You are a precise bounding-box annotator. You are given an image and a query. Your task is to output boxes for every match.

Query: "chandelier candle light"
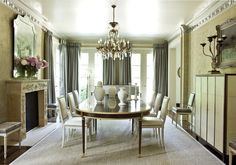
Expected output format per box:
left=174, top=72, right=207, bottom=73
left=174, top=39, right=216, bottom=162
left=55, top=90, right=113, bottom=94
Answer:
left=200, top=34, right=226, bottom=74
left=97, top=5, right=132, bottom=60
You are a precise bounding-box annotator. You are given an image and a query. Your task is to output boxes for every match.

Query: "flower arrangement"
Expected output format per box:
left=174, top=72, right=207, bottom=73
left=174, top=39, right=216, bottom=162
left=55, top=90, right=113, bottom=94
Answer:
left=14, top=56, right=48, bottom=78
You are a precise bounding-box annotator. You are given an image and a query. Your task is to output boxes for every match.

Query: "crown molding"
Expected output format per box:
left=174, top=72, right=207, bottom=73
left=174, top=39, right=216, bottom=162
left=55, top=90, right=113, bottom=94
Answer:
left=168, top=0, right=236, bottom=42
left=1, top=0, right=61, bottom=37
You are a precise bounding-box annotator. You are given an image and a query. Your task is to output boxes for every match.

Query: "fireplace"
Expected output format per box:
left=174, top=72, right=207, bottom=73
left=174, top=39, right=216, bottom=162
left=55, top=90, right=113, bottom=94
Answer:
left=6, top=79, right=48, bottom=139
left=26, top=91, right=39, bottom=132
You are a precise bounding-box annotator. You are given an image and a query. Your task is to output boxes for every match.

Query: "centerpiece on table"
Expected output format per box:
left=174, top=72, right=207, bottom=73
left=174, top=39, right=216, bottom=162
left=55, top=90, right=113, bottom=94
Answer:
left=14, top=56, right=48, bottom=79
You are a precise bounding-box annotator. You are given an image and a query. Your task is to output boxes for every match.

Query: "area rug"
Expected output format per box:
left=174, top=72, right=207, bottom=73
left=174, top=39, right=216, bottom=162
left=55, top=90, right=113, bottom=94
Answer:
left=11, top=118, right=224, bottom=165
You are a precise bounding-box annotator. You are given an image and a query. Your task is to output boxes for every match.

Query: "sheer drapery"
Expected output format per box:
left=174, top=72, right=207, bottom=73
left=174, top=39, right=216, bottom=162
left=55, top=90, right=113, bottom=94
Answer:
left=58, top=39, right=67, bottom=98
left=153, top=42, right=168, bottom=96
left=44, top=31, right=56, bottom=104
left=103, top=56, right=131, bottom=85
left=66, top=42, right=80, bottom=93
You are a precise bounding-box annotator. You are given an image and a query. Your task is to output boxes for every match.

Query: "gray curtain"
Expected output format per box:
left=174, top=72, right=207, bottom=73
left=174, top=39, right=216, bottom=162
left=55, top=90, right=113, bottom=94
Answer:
left=58, top=39, right=67, bottom=98
left=103, top=56, right=131, bottom=85
left=119, top=56, right=131, bottom=85
left=153, top=42, right=168, bottom=96
left=44, top=31, right=56, bottom=104
left=66, top=42, right=80, bottom=93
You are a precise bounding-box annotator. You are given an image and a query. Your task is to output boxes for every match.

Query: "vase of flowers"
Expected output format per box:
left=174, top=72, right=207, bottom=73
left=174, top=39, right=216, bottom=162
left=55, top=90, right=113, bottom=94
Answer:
left=14, top=56, right=48, bottom=79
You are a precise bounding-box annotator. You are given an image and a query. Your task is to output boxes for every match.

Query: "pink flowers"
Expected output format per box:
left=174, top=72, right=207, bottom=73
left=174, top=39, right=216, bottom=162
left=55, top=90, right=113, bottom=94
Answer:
left=14, top=56, right=48, bottom=77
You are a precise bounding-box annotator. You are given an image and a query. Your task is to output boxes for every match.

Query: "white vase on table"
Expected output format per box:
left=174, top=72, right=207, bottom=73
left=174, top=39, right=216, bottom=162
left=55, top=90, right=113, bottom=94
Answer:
left=94, top=81, right=105, bottom=104
left=118, top=87, right=128, bottom=106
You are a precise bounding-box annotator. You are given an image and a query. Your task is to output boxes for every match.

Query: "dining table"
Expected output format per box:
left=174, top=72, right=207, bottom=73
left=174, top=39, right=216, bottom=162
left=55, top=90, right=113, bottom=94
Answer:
left=76, top=96, right=151, bottom=157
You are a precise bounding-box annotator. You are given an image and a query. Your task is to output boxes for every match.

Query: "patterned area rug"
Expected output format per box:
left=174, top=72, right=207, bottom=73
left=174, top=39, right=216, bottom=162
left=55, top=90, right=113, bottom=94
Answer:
left=11, top=118, right=224, bottom=165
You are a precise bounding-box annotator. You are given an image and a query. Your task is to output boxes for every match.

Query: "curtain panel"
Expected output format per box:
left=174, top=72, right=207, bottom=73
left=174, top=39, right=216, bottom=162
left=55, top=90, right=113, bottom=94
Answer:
left=58, top=39, right=67, bottom=98
left=44, top=31, right=56, bottom=104
left=66, top=42, right=80, bottom=93
left=103, top=56, right=131, bottom=85
left=153, top=42, right=168, bottom=96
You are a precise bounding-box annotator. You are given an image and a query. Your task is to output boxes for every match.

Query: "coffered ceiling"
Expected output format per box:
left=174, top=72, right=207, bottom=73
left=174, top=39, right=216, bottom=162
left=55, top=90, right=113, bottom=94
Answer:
left=19, top=0, right=216, bottom=44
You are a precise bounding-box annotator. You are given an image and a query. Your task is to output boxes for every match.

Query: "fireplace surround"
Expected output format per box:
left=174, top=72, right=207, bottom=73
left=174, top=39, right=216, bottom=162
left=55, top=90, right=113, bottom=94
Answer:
left=6, top=79, right=48, bottom=139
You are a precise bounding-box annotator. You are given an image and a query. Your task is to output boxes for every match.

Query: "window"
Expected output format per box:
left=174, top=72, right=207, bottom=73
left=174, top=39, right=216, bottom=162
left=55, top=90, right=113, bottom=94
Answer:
left=94, top=53, right=103, bottom=84
left=146, top=53, right=154, bottom=101
left=131, top=53, right=141, bottom=86
left=79, top=53, right=89, bottom=101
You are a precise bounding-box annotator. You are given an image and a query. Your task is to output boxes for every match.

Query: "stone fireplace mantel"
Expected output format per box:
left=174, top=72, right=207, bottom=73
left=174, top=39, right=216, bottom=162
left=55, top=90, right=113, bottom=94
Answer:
left=6, top=79, right=48, bottom=139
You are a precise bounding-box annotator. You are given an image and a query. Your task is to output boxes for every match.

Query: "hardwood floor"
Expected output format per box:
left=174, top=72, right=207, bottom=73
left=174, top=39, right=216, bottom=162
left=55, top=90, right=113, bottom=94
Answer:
left=0, top=146, right=30, bottom=165
left=0, top=146, right=31, bottom=165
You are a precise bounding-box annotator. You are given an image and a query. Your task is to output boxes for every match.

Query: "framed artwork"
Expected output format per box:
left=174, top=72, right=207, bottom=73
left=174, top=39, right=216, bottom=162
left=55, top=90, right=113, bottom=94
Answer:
left=216, top=17, right=236, bottom=68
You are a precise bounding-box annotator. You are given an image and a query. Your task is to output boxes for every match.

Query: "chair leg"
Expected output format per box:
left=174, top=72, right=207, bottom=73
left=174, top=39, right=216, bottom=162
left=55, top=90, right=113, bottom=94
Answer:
left=18, top=129, right=21, bottom=149
left=4, top=136, right=7, bottom=159
left=161, top=127, right=165, bottom=147
left=229, top=148, right=233, bottom=165
left=175, top=114, right=178, bottom=127
left=158, top=128, right=161, bottom=146
left=62, top=127, right=65, bottom=148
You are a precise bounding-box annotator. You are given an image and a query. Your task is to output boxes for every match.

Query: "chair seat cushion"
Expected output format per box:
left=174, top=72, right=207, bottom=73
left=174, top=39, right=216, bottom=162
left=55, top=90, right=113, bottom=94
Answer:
left=0, top=122, right=21, bottom=134
left=229, top=141, right=236, bottom=150
left=172, top=107, right=192, bottom=113
left=142, top=117, right=163, bottom=126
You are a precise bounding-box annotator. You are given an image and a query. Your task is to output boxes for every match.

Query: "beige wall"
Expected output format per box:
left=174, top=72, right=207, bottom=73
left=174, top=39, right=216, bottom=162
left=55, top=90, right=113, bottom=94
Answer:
left=0, top=3, right=45, bottom=123
left=188, top=5, right=236, bottom=93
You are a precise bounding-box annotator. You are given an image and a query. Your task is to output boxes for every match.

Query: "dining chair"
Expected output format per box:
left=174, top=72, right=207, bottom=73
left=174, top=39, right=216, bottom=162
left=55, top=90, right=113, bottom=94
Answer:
left=68, top=92, right=80, bottom=117
left=148, top=93, right=162, bottom=117
left=57, top=96, right=91, bottom=147
left=148, top=91, right=156, bottom=107
left=142, top=96, right=170, bottom=147
left=72, top=90, right=80, bottom=108
left=171, top=93, right=195, bottom=129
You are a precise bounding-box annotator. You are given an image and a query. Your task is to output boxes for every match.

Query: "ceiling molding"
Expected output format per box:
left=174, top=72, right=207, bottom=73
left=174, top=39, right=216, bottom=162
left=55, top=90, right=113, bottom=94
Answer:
left=168, top=1, right=236, bottom=42
left=1, top=0, right=62, bottom=37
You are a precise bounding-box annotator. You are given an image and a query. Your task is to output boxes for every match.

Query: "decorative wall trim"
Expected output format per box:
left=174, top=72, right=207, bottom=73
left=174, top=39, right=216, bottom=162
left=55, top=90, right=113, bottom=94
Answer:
left=168, top=1, right=236, bottom=41
left=0, top=0, right=60, bottom=34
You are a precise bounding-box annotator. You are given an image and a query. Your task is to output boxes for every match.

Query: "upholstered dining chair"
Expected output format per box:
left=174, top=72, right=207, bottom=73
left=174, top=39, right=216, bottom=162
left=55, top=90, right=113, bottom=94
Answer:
left=148, top=91, right=156, bottom=108
left=171, top=93, right=195, bottom=129
left=57, top=96, right=92, bottom=147
left=148, top=93, right=162, bottom=117
left=72, top=90, right=80, bottom=108
left=142, top=96, right=170, bottom=147
left=68, top=92, right=80, bottom=117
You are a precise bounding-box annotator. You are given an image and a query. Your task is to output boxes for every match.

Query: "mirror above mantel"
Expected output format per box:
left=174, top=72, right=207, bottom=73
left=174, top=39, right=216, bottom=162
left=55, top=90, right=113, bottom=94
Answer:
left=13, top=15, right=36, bottom=78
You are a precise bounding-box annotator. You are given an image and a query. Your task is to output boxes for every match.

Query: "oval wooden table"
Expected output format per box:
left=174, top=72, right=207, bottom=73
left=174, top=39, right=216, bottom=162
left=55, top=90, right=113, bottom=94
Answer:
left=76, top=96, right=151, bottom=157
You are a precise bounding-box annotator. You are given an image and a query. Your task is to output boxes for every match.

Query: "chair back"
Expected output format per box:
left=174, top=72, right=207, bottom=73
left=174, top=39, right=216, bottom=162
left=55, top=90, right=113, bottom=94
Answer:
left=148, top=91, right=156, bottom=108
left=187, top=93, right=195, bottom=108
left=57, top=96, right=69, bottom=123
left=153, top=93, right=162, bottom=113
left=73, top=90, right=80, bottom=107
left=68, top=92, right=76, bottom=114
left=159, top=96, right=170, bottom=123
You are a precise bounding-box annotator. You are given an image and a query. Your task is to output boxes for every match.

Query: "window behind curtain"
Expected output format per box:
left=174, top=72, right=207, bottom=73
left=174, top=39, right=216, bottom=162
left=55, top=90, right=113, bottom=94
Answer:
left=94, top=53, right=103, bottom=84
left=131, top=53, right=141, bottom=86
left=146, top=53, right=154, bottom=101
left=79, top=53, right=89, bottom=101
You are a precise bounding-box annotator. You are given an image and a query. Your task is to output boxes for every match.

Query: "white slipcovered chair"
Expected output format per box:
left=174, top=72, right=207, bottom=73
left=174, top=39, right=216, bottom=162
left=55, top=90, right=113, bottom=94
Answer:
left=171, top=93, right=195, bottom=129
left=68, top=92, right=80, bottom=117
left=57, top=96, right=92, bottom=147
left=148, top=93, right=162, bottom=117
left=142, top=96, right=170, bottom=147
left=72, top=90, right=80, bottom=108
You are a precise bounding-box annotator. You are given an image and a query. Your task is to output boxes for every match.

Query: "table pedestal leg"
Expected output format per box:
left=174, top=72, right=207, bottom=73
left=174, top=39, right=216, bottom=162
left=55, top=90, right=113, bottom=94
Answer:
left=132, top=119, right=134, bottom=134
left=139, top=117, right=142, bottom=157
left=82, top=117, right=86, bottom=157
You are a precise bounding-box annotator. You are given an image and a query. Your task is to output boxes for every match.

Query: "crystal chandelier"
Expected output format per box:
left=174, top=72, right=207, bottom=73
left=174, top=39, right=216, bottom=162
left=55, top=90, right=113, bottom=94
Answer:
left=97, top=5, right=132, bottom=60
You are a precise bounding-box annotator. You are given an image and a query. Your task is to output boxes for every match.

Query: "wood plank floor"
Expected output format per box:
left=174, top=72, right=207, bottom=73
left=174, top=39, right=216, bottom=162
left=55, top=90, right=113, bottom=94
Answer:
left=0, top=146, right=30, bottom=165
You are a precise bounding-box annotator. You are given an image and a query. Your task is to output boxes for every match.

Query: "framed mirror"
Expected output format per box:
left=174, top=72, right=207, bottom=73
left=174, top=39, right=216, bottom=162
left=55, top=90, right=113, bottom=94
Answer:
left=13, top=15, right=36, bottom=77
left=216, top=17, right=236, bottom=68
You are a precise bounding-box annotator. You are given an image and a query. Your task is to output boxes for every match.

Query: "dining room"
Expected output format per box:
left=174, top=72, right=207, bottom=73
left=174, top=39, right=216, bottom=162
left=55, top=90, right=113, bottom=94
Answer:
left=1, top=0, right=236, bottom=164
